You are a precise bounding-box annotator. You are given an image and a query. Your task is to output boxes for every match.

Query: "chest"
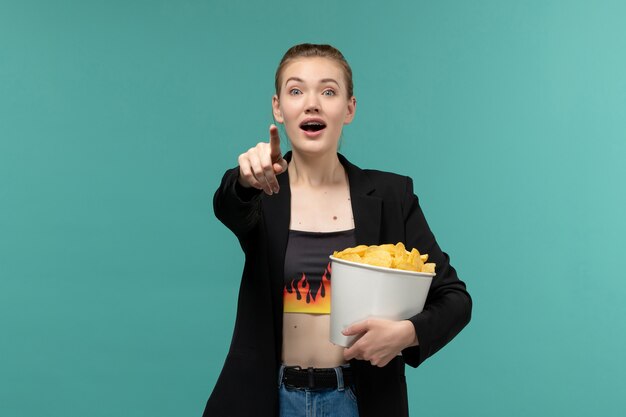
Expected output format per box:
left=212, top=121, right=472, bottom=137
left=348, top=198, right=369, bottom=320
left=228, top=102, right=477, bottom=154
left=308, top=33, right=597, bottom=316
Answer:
left=289, top=186, right=354, bottom=232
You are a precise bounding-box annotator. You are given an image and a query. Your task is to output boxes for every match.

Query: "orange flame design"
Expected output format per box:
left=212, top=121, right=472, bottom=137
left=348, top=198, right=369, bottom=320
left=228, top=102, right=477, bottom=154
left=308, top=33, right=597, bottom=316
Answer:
left=283, top=263, right=332, bottom=314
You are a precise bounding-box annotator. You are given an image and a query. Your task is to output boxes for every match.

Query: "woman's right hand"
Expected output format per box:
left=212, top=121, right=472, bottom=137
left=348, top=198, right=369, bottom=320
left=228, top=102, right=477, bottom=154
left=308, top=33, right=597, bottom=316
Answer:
left=237, top=124, right=289, bottom=195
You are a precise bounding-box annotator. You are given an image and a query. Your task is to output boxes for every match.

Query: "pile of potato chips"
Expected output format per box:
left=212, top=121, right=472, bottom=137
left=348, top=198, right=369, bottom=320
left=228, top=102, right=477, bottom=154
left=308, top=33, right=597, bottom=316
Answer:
left=333, top=242, right=435, bottom=273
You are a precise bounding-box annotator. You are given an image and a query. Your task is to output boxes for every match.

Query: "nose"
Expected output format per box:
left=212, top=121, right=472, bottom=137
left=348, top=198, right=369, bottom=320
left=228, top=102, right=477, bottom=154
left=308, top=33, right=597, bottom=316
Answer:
left=304, top=96, right=320, bottom=113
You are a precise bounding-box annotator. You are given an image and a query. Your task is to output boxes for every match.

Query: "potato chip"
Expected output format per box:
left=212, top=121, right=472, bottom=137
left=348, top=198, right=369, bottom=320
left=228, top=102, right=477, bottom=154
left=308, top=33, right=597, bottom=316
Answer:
left=396, top=262, right=420, bottom=272
left=373, top=244, right=396, bottom=253
left=339, top=245, right=369, bottom=256
left=333, top=242, right=435, bottom=274
left=338, top=253, right=362, bottom=263
left=363, top=250, right=393, bottom=268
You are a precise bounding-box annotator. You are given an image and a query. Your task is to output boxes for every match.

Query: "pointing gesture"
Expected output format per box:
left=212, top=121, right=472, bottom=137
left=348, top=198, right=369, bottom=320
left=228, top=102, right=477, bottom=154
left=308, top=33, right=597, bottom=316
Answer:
left=269, top=124, right=285, bottom=170
left=238, top=124, right=289, bottom=195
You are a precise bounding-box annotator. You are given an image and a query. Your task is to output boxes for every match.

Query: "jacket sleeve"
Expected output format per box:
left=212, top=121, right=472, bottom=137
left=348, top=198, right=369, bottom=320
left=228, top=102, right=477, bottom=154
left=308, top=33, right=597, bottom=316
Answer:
left=400, top=176, right=472, bottom=367
left=213, top=166, right=264, bottom=243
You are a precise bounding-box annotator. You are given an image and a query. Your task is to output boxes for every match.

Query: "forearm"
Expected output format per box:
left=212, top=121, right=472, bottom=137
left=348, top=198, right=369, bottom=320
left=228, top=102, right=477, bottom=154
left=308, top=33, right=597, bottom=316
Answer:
left=401, top=177, right=473, bottom=366
left=213, top=167, right=263, bottom=238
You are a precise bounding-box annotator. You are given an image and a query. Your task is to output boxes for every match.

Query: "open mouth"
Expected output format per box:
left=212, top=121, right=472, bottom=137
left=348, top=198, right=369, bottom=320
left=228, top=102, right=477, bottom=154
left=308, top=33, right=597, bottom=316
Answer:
left=299, top=120, right=327, bottom=133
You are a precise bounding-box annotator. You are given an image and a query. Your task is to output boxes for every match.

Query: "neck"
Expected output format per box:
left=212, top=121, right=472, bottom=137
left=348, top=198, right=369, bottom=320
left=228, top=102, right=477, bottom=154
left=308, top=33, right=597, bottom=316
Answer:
left=288, top=150, right=344, bottom=187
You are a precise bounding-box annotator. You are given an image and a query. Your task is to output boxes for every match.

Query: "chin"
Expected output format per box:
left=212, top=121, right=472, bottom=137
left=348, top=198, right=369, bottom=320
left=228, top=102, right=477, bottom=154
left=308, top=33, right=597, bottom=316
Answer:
left=285, top=126, right=341, bottom=155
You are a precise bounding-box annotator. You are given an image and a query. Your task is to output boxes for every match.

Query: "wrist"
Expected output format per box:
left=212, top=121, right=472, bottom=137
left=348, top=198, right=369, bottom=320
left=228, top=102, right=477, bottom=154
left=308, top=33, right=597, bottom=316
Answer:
left=237, top=173, right=252, bottom=188
left=402, top=320, right=419, bottom=347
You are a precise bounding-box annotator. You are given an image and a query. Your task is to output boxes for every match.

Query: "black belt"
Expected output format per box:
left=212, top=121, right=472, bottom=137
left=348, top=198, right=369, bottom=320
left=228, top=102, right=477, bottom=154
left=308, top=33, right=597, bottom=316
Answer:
left=282, top=366, right=354, bottom=389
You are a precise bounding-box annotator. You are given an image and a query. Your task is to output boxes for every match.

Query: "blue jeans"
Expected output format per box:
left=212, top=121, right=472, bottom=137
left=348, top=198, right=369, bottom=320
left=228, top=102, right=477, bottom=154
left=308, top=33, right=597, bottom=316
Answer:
left=278, top=365, right=359, bottom=417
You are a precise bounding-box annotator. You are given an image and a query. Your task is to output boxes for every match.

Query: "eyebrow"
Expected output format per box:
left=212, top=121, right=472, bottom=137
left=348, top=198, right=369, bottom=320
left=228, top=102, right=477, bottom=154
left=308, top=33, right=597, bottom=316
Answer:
left=284, top=77, right=341, bottom=88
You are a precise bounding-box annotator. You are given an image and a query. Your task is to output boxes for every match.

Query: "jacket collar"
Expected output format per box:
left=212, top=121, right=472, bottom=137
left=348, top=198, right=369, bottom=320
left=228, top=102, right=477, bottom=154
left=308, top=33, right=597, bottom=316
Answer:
left=337, top=153, right=382, bottom=246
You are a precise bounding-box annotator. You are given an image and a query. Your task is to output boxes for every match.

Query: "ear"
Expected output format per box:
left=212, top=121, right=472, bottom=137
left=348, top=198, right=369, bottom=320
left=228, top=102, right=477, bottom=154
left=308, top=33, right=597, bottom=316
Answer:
left=272, top=95, right=284, bottom=124
left=343, top=96, right=356, bottom=125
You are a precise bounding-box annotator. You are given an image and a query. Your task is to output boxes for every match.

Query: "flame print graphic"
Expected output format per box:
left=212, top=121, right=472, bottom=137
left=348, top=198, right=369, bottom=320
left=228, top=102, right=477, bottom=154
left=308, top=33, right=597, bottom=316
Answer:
left=283, top=263, right=332, bottom=314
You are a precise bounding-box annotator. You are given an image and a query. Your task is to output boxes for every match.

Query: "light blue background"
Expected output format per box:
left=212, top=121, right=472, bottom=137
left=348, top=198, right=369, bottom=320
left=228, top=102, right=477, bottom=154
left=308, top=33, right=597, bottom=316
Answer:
left=1, top=1, right=625, bottom=416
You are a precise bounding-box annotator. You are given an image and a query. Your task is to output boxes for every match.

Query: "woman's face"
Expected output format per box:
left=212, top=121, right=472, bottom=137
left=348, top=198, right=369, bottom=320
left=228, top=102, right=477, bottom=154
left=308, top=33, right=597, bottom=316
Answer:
left=273, top=57, right=356, bottom=156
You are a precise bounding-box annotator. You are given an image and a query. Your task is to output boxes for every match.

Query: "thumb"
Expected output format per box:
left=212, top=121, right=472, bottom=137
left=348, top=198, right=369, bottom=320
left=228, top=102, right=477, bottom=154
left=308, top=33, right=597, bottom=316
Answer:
left=273, top=159, right=288, bottom=175
left=342, top=320, right=369, bottom=336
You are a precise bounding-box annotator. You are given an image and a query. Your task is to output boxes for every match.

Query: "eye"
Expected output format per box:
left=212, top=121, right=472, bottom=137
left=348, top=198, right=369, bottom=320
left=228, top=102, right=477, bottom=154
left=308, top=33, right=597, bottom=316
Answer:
left=322, top=89, right=336, bottom=96
left=289, top=88, right=302, bottom=95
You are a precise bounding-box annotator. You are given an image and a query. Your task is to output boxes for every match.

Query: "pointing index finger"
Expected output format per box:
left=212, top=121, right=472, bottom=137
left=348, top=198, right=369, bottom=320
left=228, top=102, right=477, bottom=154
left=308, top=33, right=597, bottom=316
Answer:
left=269, top=124, right=282, bottom=161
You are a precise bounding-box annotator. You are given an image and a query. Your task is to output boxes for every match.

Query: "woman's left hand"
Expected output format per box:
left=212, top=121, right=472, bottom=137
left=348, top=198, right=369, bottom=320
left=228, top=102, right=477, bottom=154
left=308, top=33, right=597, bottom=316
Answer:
left=342, top=319, right=418, bottom=367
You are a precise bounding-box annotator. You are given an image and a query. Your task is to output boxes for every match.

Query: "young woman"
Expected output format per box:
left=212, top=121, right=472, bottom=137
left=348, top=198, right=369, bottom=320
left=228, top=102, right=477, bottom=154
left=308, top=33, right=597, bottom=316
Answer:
left=203, top=44, right=472, bottom=417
